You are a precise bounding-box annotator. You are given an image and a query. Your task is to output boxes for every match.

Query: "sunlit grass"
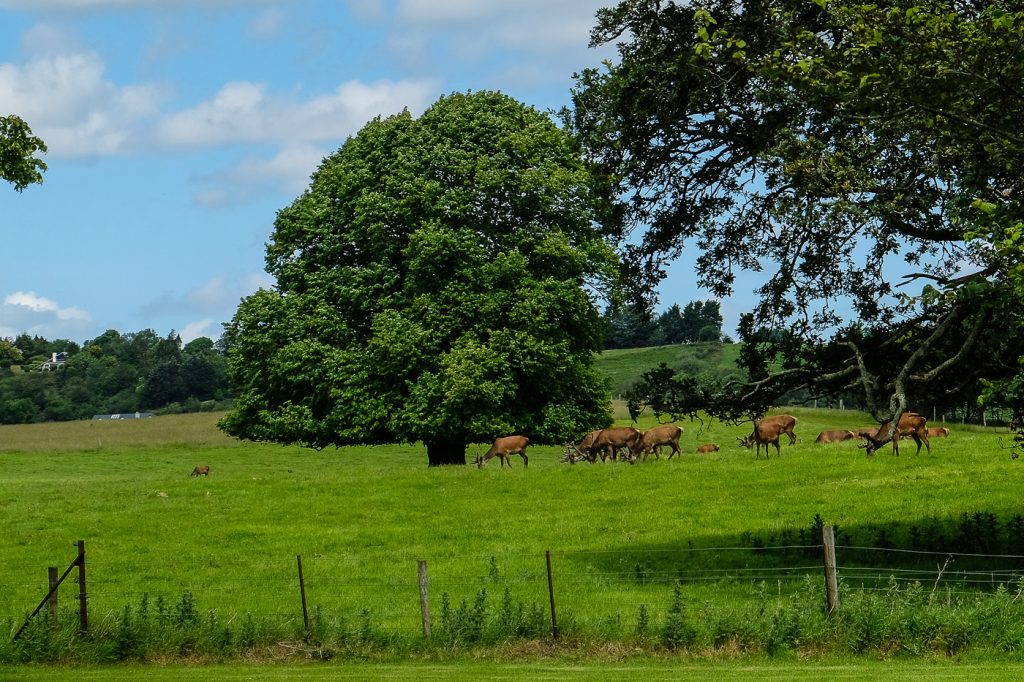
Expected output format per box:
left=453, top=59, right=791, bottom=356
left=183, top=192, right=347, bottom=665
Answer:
left=0, top=408, right=1016, bottom=644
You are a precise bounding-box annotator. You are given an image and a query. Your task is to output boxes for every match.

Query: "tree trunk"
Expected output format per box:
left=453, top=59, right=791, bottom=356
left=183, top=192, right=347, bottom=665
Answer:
left=426, top=439, right=467, bottom=467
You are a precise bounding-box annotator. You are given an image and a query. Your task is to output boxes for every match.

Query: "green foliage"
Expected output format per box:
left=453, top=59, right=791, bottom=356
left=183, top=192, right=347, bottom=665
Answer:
left=221, top=91, right=617, bottom=464
left=569, top=0, right=1024, bottom=437
left=0, top=330, right=230, bottom=424
left=0, top=114, right=46, bottom=191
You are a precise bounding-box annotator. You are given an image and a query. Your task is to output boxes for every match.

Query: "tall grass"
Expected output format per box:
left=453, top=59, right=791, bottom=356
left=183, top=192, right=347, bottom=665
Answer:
left=1, top=408, right=1021, bottom=662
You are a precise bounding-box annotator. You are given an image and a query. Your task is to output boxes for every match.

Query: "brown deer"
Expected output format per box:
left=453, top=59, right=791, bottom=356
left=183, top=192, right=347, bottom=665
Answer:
left=814, top=429, right=856, bottom=444
left=637, top=424, right=683, bottom=460
left=860, top=412, right=931, bottom=456
left=738, top=415, right=799, bottom=459
left=927, top=426, right=950, bottom=438
left=696, top=443, right=720, bottom=454
left=562, top=429, right=602, bottom=463
left=190, top=465, right=210, bottom=477
left=741, top=413, right=794, bottom=456
left=475, top=435, right=530, bottom=468
left=591, top=427, right=642, bottom=463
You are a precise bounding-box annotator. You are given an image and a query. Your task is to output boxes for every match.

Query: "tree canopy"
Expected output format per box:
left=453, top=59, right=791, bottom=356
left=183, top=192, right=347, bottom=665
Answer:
left=0, top=115, right=47, bottom=191
left=220, top=91, right=618, bottom=465
left=569, top=0, right=1024, bottom=439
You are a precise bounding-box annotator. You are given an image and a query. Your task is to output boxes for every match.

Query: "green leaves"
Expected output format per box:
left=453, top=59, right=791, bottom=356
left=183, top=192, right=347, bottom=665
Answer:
left=0, top=115, right=47, bottom=192
left=223, top=92, right=615, bottom=459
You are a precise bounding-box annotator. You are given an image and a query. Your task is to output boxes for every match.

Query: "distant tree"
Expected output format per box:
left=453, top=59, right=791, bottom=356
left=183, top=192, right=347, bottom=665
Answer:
left=0, top=339, right=22, bottom=369
left=220, top=91, right=617, bottom=466
left=604, top=302, right=660, bottom=349
left=656, top=304, right=688, bottom=344
left=0, top=115, right=46, bottom=191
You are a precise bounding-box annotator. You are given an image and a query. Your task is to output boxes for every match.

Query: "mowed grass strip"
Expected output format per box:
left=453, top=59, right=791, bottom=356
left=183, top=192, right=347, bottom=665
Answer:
left=0, top=409, right=1015, bottom=635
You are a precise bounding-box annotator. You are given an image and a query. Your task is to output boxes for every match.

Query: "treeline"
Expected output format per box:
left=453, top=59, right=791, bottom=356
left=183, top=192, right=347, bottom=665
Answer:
left=603, top=300, right=726, bottom=350
left=0, top=330, right=231, bottom=425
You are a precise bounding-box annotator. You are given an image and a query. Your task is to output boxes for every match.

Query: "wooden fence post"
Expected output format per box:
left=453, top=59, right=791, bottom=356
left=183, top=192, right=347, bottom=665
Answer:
left=418, top=560, right=431, bottom=639
left=75, top=540, right=88, bottom=633
left=48, top=567, right=58, bottom=626
left=297, top=555, right=309, bottom=632
left=546, top=550, right=558, bottom=639
left=822, top=525, right=840, bottom=615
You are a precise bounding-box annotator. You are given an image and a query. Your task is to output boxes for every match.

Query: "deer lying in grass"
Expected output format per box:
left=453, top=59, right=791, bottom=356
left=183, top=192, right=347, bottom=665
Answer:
left=696, top=443, right=720, bottom=454
left=475, top=436, right=529, bottom=468
left=815, top=429, right=857, bottom=444
left=190, top=465, right=210, bottom=476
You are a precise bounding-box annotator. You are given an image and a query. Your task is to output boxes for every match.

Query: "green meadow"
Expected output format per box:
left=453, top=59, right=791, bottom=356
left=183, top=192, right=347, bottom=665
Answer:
left=3, top=403, right=1023, bottom=670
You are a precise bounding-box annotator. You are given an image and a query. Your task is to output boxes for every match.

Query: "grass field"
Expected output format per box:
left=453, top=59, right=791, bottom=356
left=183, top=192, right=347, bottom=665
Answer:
left=595, top=343, right=743, bottom=397
left=2, top=407, right=1023, bottom=673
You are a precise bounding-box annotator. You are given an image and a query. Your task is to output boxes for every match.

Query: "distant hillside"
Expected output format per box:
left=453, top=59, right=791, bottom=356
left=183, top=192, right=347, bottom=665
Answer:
left=595, top=342, right=744, bottom=397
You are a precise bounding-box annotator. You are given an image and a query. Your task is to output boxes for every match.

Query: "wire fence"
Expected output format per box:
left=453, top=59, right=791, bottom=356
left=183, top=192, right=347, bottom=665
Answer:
left=7, top=537, right=1024, bottom=639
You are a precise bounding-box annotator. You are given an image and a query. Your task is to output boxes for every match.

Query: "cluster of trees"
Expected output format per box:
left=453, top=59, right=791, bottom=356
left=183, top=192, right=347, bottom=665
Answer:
left=603, top=300, right=726, bottom=349
left=7, top=1, right=1024, bottom=460
left=569, top=0, right=1024, bottom=444
left=0, top=331, right=230, bottom=424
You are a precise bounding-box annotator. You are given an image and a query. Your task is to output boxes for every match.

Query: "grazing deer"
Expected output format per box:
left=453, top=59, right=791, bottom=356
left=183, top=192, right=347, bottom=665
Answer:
left=738, top=415, right=799, bottom=459
left=475, top=435, right=530, bottom=468
left=190, top=465, right=210, bottom=477
left=591, top=427, right=642, bottom=463
left=859, top=412, right=931, bottom=456
left=815, top=429, right=857, bottom=444
left=562, top=429, right=603, bottom=463
left=696, top=443, right=720, bottom=454
left=638, top=424, right=683, bottom=460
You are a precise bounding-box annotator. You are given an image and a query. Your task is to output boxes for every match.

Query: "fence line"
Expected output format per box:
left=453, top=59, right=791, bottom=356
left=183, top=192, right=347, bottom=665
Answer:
left=10, top=530, right=1024, bottom=637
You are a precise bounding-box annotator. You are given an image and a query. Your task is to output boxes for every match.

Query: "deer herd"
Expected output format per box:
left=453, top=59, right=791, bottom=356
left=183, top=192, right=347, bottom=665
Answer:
left=473, top=411, right=951, bottom=468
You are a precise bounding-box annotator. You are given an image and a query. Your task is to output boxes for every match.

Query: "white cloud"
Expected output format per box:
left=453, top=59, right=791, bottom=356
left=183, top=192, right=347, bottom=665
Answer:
left=195, top=143, right=325, bottom=207
left=0, top=34, right=168, bottom=157
left=138, top=273, right=273, bottom=319
left=178, top=319, right=218, bottom=344
left=0, top=291, right=93, bottom=340
left=247, top=8, right=285, bottom=40
left=157, top=78, right=435, bottom=148
left=0, top=0, right=284, bottom=10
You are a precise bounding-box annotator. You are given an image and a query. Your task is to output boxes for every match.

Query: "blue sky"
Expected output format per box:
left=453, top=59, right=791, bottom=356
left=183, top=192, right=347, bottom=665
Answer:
left=0, top=0, right=731, bottom=346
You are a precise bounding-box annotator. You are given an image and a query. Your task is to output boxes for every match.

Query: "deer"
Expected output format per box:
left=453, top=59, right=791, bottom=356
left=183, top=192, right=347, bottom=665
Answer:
left=591, top=427, right=642, bottom=463
left=637, top=424, right=683, bottom=460
left=475, top=435, right=529, bottom=468
left=696, top=443, right=720, bottom=454
left=927, top=426, right=950, bottom=438
left=562, top=429, right=602, bottom=463
left=738, top=415, right=799, bottom=459
left=190, top=465, right=210, bottom=477
left=738, top=415, right=798, bottom=458
left=859, top=412, right=931, bottom=456
left=814, top=429, right=857, bottom=444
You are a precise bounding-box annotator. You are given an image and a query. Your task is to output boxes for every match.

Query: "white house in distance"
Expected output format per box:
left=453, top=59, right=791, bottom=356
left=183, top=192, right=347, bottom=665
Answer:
left=37, top=352, right=68, bottom=371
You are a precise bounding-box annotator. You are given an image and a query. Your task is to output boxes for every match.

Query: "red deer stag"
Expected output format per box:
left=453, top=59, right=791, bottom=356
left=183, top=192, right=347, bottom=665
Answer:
left=738, top=415, right=799, bottom=459
left=737, top=413, right=798, bottom=456
left=860, top=413, right=931, bottom=456
left=927, top=427, right=950, bottom=438
left=696, top=443, right=720, bottom=454
left=475, top=435, right=530, bottom=468
left=591, top=427, right=642, bottom=463
left=562, top=429, right=602, bottom=463
left=190, top=465, right=210, bottom=477
left=814, top=429, right=856, bottom=444
left=638, top=424, right=683, bottom=461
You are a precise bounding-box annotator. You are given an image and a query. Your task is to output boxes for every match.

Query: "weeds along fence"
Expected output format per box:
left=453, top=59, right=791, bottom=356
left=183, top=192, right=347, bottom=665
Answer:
left=8, top=527, right=1024, bottom=649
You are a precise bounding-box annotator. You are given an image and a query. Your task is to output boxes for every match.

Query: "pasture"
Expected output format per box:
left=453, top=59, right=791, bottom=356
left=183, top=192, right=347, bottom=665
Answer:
left=2, top=408, right=1024, bottom=670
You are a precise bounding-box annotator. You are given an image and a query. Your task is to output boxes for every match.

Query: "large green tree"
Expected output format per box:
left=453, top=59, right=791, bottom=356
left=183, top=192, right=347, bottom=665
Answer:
left=220, top=91, right=617, bottom=465
left=0, top=115, right=46, bottom=191
left=569, top=1, right=1024, bottom=441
